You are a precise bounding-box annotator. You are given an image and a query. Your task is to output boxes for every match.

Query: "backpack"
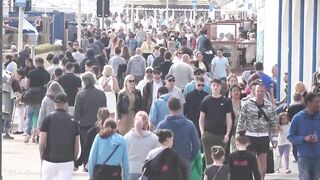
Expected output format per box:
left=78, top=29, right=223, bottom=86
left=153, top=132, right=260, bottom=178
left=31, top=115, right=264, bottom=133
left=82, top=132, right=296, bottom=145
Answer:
left=103, top=77, right=112, bottom=92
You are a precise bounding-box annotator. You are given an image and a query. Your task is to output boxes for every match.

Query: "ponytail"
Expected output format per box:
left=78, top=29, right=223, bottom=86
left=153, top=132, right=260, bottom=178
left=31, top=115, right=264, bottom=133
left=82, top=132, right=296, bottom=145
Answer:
left=99, top=120, right=117, bottom=138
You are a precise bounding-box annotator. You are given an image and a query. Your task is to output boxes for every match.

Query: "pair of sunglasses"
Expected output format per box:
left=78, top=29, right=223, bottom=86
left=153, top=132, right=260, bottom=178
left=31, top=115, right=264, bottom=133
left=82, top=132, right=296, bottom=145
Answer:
left=197, top=84, right=205, bottom=87
left=128, top=80, right=135, bottom=83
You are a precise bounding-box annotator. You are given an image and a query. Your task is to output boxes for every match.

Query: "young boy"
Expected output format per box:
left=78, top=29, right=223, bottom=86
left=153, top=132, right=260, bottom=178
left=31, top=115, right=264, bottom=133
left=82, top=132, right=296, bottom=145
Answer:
left=228, top=136, right=261, bottom=180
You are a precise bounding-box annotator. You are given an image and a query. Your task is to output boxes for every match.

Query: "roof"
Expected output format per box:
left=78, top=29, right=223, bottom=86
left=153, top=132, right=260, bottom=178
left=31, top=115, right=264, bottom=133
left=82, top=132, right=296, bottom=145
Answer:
left=125, top=0, right=211, bottom=8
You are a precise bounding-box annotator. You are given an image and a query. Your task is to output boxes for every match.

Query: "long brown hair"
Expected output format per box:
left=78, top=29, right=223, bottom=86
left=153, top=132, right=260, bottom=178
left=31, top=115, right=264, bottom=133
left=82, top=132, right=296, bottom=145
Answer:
left=95, top=108, right=110, bottom=130
left=99, top=120, right=117, bottom=138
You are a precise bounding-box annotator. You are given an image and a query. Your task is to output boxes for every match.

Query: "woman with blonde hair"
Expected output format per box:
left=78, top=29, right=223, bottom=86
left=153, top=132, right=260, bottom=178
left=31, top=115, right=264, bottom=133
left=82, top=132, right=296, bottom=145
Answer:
left=116, top=75, right=143, bottom=135
left=98, top=65, right=120, bottom=118
left=82, top=107, right=110, bottom=172
left=294, top=81, right=307, bottom=98
left=33, top=82, right=65, bottom=143
left=124, top=111, right=159, bottom=180
left=88, top=120, right=129, bottom=180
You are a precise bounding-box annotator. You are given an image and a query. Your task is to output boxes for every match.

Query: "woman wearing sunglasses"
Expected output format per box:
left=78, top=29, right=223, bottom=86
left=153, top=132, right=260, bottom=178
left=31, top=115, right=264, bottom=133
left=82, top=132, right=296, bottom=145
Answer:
left=116, top=75, right=143, bottom=135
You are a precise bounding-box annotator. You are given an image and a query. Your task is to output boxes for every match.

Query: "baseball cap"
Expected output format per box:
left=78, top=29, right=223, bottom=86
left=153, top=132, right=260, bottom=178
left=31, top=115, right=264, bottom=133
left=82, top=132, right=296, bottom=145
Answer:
left=165, top=74, right=175, bottom=81
left=145, top=67, right=153, bottom=72
left=54, top=93, right=68, bottom=103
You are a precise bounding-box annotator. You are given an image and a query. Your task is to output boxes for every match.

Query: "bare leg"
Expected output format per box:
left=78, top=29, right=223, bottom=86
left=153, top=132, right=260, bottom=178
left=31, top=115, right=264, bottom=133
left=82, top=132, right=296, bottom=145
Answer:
left=257, top=153, right=267, bottom=180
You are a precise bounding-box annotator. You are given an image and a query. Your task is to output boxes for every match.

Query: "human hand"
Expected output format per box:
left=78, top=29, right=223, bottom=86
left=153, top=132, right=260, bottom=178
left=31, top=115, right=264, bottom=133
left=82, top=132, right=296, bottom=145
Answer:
left=305, top=135, right=318, bottom=144
left=223, top=134, right=230, bottom=144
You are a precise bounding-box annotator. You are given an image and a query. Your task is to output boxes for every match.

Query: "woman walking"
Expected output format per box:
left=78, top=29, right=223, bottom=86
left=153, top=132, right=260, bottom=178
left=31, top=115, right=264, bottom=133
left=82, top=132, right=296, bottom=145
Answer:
left=88, top=120, right=129, bottom=180
left=116, top=75, right=143, bottom=135
left=124, top=111, right=159, bottom=180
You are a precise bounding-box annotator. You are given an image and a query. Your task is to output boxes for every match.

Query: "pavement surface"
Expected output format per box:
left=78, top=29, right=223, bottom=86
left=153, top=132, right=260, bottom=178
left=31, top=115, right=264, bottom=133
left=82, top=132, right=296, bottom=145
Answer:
left=2, top=133, right=299, bottom=180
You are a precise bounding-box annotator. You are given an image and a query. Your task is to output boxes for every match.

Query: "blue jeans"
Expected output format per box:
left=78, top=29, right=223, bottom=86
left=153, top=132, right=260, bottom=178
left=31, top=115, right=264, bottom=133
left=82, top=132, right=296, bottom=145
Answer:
left=3, top=99, right=15, bottom=134
left=298, top=157, right=320, bottom=180
left=26, top=104, right=40, bottom=135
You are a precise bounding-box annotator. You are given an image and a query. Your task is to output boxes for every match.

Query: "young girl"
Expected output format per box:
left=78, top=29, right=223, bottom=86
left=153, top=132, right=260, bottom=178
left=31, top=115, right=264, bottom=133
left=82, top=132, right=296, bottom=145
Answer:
left=276, top=112, right=291, bottom=174
left=204, top=146, right=230, bottom=180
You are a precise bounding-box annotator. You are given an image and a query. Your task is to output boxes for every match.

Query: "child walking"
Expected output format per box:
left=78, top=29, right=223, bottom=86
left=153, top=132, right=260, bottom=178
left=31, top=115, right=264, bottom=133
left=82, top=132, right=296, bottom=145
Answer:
left=204, top=146, right=229, bottom=180
left=228, top=136, right=261, bottom=180
left=276, top=112, right=291, bottom=174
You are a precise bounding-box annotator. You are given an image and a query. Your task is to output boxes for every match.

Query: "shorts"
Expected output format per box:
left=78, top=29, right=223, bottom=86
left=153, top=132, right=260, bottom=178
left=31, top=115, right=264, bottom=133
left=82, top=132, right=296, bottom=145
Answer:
left=247, top=136, right=270, bottom=155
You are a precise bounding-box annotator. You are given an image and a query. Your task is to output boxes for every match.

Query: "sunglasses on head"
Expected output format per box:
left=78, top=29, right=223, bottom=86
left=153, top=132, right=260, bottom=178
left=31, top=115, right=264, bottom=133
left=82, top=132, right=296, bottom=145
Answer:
left=128, top=80, right=135, bottom=83
left=197, top=84, right=205, bottom=87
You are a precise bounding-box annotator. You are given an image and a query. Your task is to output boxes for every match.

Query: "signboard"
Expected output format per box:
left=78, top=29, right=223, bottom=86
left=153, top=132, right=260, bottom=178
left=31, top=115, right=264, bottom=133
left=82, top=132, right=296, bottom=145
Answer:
left=15, top=0, right=26, bottom=7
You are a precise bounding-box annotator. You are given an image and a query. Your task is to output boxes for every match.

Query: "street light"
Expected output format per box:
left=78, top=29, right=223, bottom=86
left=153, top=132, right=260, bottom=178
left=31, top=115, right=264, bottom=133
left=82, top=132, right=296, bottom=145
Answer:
left=0, top=0, right=3, bottom=179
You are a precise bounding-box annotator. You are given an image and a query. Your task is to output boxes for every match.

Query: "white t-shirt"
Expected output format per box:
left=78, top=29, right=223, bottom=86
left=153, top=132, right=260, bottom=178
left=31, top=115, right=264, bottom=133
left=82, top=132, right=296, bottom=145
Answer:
left=211, top=57, right=230, bottom=79
left=278, top=124, right=291, bottom=146
left=152, top=81, right=163, bottom=101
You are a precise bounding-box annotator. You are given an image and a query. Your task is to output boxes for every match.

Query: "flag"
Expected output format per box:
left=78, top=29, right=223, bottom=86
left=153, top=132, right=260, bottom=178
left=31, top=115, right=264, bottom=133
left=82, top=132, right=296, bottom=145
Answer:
left=23, top=18, right=38, bottom=37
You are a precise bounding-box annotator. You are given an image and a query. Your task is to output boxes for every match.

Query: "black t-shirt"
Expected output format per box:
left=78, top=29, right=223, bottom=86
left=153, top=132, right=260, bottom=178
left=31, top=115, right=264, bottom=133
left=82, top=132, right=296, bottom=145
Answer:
left=205, top=165, right=229, bottom=180
left=28, top=67, right=50, bottom=87
left=200, top=96, right=233, bottom=135
left=287, top=104, right=305, bottom=121
left=159, top=61, right=173, bottom=80
left=58, top=73, right=82, bottom=106
left=40, top=109, right=79, bottom=163
left=228, top=150, right=261, bottom=180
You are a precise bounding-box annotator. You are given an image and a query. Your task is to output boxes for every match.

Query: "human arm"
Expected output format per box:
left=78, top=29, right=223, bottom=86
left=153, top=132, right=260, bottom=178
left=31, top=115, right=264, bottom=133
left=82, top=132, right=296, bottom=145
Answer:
left=74, top=135, right=80, bottom=161
left=88, top=135, right=99, bottom=178
left=287, top=117, right=305, bottom=145
left=122, top=142, right=130, bottom=180
left=125, top=60, right=131, bottom=75
left=199, top=112, right=206, bottom=137
left=39, top=132, right=47, bottom=162
left=37, top=99, right=47, bottom=129
left=190, top=124, right=201, bottom=160
left=149, top=101, right=158, bottom=128
left=74, top=94, right=82, bottom=124
left=112, top=77, right=120, bottom=93
left=224, top=112, right=232, bottom=143
left=211, top=61, right=216, bottom=77
left=236, top=103, right=248, bottom=134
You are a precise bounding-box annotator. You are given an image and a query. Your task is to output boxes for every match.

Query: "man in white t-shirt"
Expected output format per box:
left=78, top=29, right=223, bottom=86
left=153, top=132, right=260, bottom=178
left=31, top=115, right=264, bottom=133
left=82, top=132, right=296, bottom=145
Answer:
left=211, top=49, right=230, bottom=81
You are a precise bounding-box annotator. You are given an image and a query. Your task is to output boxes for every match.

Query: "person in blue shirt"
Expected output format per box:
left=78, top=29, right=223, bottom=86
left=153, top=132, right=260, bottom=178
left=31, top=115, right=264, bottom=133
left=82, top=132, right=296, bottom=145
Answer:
left=183, top=68, right=211, bottom=96
left=156, top=97, right=200, bottom=180
left=88, top=120, right=129, bottom=180
left=288, top=92, right=320, bottom=180
left=149, top=87, right=170, bottom=129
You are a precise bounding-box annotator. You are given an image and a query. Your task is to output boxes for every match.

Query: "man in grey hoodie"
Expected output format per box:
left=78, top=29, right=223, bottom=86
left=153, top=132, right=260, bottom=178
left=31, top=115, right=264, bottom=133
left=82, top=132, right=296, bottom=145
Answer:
left=126, top=48, right=146, bottom=83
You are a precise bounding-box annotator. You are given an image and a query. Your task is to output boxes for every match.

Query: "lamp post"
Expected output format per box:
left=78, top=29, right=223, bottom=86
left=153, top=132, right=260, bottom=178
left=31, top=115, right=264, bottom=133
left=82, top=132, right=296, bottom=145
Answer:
left=77, top=0, right=82, bottom=44
left=166, top=0, right=169, bottom=25
left=131, top=0, right=134, bottom=30
left=0, top=0, right=3, bottom=178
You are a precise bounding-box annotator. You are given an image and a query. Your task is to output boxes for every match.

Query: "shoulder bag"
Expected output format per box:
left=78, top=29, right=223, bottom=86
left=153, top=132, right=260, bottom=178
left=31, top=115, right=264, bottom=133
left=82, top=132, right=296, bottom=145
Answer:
left=92, top=145, right=122, bottom=180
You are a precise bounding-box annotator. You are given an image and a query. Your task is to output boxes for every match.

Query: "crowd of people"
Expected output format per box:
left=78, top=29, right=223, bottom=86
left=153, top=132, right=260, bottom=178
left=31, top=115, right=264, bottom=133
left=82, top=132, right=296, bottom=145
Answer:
left=2, top=22, right=320, bottom=180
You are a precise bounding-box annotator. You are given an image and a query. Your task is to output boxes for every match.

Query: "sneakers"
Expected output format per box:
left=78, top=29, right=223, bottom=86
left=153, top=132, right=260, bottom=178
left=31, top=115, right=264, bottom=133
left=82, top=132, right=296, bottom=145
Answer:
left=13, top=131, right=23, bottom=135
left=3, top=134, right=14, bottom=140
left=24, top=135, right=31, bottom=143
left=286, top=169, right=291, bottom=174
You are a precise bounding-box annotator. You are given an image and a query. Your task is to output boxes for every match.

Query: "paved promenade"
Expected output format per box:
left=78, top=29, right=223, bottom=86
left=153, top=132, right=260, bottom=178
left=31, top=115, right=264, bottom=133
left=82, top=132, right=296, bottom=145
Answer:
left=2, top=134, right=299, bottom=180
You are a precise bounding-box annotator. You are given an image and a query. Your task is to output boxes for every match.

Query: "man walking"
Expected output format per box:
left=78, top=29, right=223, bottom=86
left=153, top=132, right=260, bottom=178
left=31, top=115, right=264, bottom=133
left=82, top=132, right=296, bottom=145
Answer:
left=288, top=93, right=320, bottom=180
left=156, top=97, right=200, bottom=180
left=74, top=72, right=106, bottom=168
left=168, top=54, right=194, bottom=90
left=126, top=48, right=146, bottom=83
left=199, top=78, right=233, bottom=165
left=39, top=93, right=80, bottom=180
left=237, top=82, right=277, bottom=180
left=211, top=49, right=230, bottom=81
left=184, top=77, right=209, bottom=138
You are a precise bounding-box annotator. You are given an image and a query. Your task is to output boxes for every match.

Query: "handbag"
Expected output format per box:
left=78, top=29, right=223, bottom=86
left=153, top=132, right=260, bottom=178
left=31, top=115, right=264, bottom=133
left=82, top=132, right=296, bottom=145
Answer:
left=266, top=147, right=275, bottom=173
left=92, top=145, right=121, bottom=180
left=21, top=86, right=46, bottom=105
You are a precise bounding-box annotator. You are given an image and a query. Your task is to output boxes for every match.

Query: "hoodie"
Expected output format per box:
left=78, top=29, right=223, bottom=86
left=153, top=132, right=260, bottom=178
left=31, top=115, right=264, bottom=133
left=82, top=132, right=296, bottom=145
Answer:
left=124, top=129, right=159, bottom=174
left=156, top=114, right=200, bottom=161
left=88, top=133, right=129, bottom=180
left=149, top=94, right=171, bottom=128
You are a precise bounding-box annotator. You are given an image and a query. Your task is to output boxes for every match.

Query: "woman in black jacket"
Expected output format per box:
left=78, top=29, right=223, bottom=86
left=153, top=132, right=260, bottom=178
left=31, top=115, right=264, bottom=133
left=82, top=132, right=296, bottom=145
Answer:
left=116, top=75, right=143, bottom=135
left=144, top=129, right=188, bottom=180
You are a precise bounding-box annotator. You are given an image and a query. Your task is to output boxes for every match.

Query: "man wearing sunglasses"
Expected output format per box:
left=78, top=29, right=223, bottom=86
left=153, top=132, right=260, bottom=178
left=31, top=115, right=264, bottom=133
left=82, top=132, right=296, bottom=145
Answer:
left=184, top=77, right=209, bottom=138
left=165, top=74, right=185, bottom=109
left=183, top=68, right=211, bottom=96
left=143, top=67, right=164, bottom=113
left=136, top=67, right=154, bottom=95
